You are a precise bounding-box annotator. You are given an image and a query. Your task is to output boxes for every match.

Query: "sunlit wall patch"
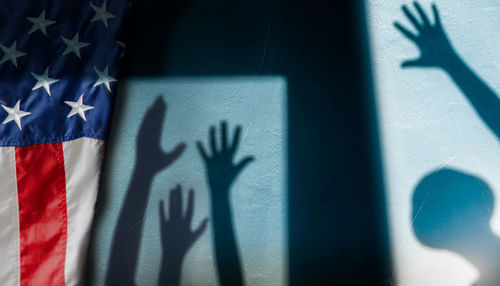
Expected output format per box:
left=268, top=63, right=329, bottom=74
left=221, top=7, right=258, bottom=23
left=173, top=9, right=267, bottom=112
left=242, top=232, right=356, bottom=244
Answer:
left=367, top=1, right=500, bottom=285
left=91, top=76, right=288, bottom=286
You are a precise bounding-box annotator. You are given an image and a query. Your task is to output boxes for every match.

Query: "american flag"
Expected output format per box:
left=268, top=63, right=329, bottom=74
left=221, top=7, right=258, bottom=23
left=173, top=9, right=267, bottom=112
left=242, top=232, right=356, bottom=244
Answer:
left=0, top=0, right=127, bottom=285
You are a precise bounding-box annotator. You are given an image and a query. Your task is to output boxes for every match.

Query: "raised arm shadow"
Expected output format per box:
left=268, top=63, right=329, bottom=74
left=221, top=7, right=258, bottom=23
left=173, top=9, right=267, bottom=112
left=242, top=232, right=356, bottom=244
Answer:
left=106, top=96, right=186, bottom=285
left=396, top=3, right=500, bottom=285
left=196, top=121, right=255, bottom=286
left=394, top=2, right=500, bottom=139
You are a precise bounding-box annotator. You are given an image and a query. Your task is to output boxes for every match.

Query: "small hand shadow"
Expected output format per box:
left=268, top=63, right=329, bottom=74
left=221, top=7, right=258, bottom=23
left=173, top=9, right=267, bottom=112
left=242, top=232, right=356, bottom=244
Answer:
left=158, top=185, right=208, bottom=286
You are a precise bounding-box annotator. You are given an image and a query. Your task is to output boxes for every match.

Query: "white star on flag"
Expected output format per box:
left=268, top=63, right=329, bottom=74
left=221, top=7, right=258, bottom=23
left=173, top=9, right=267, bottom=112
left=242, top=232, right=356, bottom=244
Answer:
left=90, top=0, right=115, bottom=29
left=31, top=67, right=60, bottom=96
left=61, top=33, right=90, bottom=58
left=93, top=65, right=116, bottom=92
left=27, top=10, right=56, bottom=36
left=65, top=94, right=94, bottom=121
left=2, top=100, right=31, bottom=130
left=0, top=41, right=27, bottom=67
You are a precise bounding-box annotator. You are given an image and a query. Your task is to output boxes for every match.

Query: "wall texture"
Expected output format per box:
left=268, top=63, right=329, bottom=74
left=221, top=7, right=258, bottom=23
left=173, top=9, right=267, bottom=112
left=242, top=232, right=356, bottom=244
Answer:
left=86, top=0, right=392, bottom=285
left=369, top=1, right=500, bottom=285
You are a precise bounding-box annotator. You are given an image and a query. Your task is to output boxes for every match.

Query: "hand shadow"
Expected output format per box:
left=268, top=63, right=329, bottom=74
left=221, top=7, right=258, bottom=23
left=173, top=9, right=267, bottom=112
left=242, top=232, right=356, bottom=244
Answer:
left=106, top=96, right=186, bottom=286
left=393, top=2, right=454, bottom=69
left=197, top=121, right=255, bottom=194
left=136, top=97, right=186, bottom=174
left=412, top=169, right=500, bottom=286
left=196, top=121, right=254, bottom=286
left=394, top=2, right=500, bottom=139
left=158, top=185, right=208, bottom=286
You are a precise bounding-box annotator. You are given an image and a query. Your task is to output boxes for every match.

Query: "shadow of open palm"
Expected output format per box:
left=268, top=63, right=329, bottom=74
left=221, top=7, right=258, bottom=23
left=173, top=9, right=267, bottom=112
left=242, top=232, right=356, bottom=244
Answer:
left=158, top=185, right=208, bottom=286
left=394, top=2, right=455, bottom=68
left=197, top=121, right=254, bottom=195
left=394, top=2, right=500, bottom=138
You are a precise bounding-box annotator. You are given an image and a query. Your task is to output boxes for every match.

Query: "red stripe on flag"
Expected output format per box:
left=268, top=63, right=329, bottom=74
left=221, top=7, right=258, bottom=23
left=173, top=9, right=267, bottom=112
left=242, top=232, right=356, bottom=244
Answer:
left=15, top=143, right=68, bottom=286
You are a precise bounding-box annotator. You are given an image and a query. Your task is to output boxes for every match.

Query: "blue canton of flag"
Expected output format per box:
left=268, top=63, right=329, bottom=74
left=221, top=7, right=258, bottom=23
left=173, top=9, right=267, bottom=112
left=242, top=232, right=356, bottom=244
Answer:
left=0, top=0, right=128, bottom=147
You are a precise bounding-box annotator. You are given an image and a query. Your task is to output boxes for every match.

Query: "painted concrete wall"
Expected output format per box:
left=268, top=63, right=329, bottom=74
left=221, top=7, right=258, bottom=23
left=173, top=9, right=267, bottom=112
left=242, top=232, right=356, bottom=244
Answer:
left=368, top=1, right=500, bottom=285
left=88, top=77, right=287, bottom=285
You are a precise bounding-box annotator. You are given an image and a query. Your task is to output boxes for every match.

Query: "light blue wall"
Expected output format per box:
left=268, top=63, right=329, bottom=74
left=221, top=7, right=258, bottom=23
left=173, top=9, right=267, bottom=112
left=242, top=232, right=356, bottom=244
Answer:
left=368, top=1, right=500, bottom=285
left=89, top=77, right=288, bottom=285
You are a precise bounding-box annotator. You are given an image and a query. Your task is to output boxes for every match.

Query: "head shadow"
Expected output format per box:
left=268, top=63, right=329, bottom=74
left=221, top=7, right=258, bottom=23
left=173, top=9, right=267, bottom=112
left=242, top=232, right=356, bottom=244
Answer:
left=412, top=168, right=500, bottom=283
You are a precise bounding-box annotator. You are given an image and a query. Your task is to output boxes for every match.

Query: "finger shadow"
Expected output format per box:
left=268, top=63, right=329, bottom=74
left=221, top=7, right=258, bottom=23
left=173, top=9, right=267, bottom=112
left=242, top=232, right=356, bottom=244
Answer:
left=158, top=186, right=208, bottom=286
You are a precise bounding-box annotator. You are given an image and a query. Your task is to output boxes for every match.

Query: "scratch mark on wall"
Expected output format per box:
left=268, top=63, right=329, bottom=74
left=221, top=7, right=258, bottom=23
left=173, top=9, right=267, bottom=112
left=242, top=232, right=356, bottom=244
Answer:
left=259, top=23, right=272, bottom=73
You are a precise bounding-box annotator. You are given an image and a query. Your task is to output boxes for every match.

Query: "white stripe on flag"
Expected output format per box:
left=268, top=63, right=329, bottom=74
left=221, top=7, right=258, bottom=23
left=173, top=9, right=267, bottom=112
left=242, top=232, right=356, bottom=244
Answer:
left=63, top=138, right=104, bottom=286
left=0, top=147, right=20, bottom=286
